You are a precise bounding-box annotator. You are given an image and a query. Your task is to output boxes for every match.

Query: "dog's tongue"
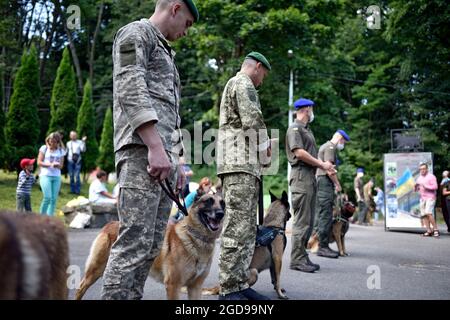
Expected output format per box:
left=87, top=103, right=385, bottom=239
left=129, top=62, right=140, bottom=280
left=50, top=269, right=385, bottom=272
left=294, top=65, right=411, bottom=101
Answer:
left=207, top=217, right=219, bottom=230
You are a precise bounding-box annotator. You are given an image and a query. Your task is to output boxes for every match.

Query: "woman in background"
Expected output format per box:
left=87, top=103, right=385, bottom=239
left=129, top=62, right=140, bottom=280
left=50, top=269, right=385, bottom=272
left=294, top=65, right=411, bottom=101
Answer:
left=37, top=132, right=66, bottom=216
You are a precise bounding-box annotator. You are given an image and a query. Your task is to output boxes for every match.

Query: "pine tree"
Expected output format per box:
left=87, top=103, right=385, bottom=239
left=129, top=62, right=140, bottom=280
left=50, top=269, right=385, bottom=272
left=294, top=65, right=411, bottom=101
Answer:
left=77, top=80, right=98, bottom=173
left=5, top=45, right=41, bottom=171
left=47, top=47, right=78, bottom=137
left=97, top=107, right=115, bottom=173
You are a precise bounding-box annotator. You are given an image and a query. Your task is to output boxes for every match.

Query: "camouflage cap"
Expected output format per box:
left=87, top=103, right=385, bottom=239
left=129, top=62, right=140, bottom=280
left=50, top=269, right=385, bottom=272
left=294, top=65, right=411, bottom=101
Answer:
left=183, top=0, right=199, bottom=22
left=246, top=52, right=271, bottom=71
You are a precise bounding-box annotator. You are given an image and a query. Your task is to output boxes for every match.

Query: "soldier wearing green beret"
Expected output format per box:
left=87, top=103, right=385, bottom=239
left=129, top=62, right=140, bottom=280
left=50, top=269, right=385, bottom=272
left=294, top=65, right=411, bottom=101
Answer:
left=102, top=0, right=198, bottom=300
left=217, top=52, right=272, bottom=300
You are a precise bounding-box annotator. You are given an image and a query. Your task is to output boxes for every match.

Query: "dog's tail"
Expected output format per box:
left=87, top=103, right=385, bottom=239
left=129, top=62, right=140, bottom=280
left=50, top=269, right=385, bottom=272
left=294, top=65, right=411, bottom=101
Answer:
left=202, top=285, right=220, bottom=295
left=75, top=225, right=116, bottom=300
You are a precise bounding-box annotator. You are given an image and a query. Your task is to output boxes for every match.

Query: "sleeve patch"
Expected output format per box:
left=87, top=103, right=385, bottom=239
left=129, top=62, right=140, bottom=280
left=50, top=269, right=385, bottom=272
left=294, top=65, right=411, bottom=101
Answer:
left=120, top=43, right=136, bottom=67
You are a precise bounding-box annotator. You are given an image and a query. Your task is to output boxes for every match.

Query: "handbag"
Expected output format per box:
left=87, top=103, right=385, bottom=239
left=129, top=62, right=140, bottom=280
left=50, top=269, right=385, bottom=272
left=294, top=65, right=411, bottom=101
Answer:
left=71, top=142, right=80, bottom=163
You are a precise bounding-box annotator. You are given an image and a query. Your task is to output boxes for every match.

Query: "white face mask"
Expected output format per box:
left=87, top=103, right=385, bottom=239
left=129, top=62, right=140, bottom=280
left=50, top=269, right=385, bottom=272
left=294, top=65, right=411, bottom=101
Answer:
left=308, top=110, right=315, bottom=123
left=337, top=143, right=345, bottom=151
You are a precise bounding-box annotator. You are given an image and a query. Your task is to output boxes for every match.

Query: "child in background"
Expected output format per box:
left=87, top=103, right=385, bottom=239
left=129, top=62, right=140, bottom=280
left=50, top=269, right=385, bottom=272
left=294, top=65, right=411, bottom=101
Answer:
left=16, top=158, right=37, bottom=212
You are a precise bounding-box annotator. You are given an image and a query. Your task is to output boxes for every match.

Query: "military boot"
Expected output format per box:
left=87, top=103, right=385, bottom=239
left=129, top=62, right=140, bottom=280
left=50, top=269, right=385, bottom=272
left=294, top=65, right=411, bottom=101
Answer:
left=317, top=246, right=339, bottom=258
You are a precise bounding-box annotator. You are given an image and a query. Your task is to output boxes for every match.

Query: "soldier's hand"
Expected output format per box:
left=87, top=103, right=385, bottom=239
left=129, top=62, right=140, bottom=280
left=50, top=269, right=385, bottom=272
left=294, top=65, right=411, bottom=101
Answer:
left=82, top=136, right=87, bottom=142
left=321, top=161, right=335, bottom=172
left=147, top=146, right=171, bottom=181
left=267, top=145, right=272, bottom=158
left=335, top=184, right=342, bottom=193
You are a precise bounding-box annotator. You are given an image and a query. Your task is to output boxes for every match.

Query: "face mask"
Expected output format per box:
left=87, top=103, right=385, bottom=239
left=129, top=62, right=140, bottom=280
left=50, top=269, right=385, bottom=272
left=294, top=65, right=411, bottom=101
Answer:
left=308, top=110, right=315, bottom=123
left=337, top=143, right=345, bottom=151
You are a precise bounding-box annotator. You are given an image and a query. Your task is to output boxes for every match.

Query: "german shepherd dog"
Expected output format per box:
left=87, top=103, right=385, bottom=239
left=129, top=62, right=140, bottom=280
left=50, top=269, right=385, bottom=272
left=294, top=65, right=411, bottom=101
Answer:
left=307, top=201, right=356, bottom=256
left=0, top=210, right=69, bottom=299
left=75, top=193, right=225, bottom=300
left=203, top=190, right=291, bottom=299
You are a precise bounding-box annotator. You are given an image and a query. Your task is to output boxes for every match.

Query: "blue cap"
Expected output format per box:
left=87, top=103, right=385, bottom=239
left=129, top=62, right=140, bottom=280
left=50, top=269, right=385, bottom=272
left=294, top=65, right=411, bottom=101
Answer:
left=294, top=98, right=314, bottom=109
left=337, top=129, right=350, bottom=141
left=357, top=168, right=364, bottom=173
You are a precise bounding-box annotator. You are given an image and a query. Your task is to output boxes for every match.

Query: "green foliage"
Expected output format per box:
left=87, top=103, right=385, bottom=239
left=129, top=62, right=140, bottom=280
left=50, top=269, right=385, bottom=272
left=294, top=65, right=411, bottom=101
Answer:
left=4, top=45, right=41, bottom=171
left=48, top=47, right=78, bottom=137
left=2, top=0, right=449, bottom=200
left=0, top=106, right=5, bottom=168
left=97, top=107, right=114, bottom=173
left=77, top=80, right=99, bottom=172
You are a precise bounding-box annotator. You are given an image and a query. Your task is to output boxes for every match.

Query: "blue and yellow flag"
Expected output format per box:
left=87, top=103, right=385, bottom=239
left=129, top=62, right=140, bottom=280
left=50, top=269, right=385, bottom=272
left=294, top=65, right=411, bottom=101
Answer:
left=394, top=168, right=415, bottom=198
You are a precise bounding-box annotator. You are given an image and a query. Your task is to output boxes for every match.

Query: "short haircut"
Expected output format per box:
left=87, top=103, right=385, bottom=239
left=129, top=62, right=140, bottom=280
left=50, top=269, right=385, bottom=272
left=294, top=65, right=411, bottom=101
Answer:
left=156, top=0, right=178, bottom=9
left=97, top=170, right=107, bottom=179
left=419, top=162, right=428, bottom=168
left=242, top=58, right=258, bottom=69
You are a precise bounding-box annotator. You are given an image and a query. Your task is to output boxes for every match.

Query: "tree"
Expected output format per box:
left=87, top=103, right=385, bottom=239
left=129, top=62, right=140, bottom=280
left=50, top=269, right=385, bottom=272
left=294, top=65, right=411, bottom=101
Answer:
left=97, top=107, right=114, bottom=173
left=77, top=80, right=99, bottom=173
left=4, top=45, right=41, bottom=171
left=0, top=106, right=5, bottom=168
left=48, top=47, right=78, bottom=137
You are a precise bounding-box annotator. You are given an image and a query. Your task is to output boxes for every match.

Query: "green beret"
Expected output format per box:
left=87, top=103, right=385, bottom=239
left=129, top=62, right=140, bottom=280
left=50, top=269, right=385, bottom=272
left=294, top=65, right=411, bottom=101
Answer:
left=183, top=0, right=199, bottom=22
left=246, top=51, right=271, bottom=71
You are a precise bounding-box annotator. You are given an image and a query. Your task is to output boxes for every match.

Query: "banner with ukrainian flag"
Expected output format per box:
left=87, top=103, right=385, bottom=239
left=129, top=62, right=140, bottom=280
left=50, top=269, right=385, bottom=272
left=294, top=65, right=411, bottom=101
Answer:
left=393, top=168, right=415, bottom=198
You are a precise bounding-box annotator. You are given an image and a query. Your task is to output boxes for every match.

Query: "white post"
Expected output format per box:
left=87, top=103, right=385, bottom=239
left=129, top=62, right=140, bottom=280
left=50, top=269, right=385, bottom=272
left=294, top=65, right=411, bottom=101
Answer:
left=288, top=68, right=294, bottom=207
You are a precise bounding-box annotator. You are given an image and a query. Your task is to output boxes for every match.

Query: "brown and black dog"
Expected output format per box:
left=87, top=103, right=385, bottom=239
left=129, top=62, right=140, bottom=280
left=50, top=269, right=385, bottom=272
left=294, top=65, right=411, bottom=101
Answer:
left=307, top=201, right=355, bottom=256
left=203, top=190, right=291, bottom=299
left=75, top=193, right=225, bottom=300
left=0, top=210, right=69, bottom=299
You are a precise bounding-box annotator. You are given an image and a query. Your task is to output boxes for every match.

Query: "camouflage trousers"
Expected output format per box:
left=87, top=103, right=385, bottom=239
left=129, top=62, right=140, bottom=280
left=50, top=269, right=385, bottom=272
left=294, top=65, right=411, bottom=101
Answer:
left=289, top=167, right=317, bottom=266
left=101, top=160, right=176, bottom=300
left=219, top=172, right=259, bottom=295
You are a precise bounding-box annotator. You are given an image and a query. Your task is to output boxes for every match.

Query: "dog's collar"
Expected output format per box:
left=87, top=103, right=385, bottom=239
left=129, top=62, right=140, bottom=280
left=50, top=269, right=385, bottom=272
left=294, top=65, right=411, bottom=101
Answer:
left=186, top=225, right=216, bottom=244
left=334, top=215, right=349, bottom=223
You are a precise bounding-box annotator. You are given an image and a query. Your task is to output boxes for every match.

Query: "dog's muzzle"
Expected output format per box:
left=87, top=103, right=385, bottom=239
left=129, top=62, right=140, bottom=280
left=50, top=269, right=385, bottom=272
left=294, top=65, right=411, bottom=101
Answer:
left=201, top=209, right=224, bottom=232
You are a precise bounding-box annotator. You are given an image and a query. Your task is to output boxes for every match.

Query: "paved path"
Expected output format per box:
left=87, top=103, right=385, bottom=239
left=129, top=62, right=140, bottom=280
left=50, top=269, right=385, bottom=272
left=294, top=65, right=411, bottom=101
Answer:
left=68, top=222, right=450, bottom=300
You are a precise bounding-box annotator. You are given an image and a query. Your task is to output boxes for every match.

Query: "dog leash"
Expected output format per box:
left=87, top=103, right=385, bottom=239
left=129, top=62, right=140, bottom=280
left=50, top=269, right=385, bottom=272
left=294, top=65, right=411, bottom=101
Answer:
left=158, top=178, right=189, bottom=217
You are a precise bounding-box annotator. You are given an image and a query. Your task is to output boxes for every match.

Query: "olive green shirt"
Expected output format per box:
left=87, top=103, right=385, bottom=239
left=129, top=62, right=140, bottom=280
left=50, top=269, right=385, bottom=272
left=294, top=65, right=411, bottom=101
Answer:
left=354, top=176, right=364, bottom=201
left=285, top=120, right=318, bottom=168
left=316, top=141, right=337, bottom=176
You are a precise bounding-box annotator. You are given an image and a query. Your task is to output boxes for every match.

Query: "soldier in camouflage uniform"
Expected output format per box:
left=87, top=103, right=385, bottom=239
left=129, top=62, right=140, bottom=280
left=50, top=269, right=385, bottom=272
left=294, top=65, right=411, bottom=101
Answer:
left=101, top=0, right=199, bottom=300
left=217, top=52, right=272, bottom=300
left=314, top=130, right=349, bottom=259
left=285, top=98, right=335, bottom=273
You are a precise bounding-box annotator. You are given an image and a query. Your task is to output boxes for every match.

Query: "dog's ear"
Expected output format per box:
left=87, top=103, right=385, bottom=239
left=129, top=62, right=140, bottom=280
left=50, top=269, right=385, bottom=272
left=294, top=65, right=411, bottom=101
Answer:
left=269, top=190, right=277, bottom=203
left=193, top=191, right=203, bottom=204
left=281, top=191, right=288, bottom=203
left=281, top=191, right=290, bottom=209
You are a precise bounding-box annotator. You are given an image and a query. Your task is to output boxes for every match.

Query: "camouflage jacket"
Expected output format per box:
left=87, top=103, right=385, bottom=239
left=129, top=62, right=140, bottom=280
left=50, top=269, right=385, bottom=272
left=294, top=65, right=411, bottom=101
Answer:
left=217, top=72, right=269, bottom=180
left=113, top=19, right=182, bottom=157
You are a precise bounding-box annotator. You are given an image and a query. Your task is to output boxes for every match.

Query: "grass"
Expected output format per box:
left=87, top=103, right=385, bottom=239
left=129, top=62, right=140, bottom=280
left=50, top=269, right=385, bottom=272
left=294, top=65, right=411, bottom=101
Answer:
left=0, top=170, right=114, bottom=214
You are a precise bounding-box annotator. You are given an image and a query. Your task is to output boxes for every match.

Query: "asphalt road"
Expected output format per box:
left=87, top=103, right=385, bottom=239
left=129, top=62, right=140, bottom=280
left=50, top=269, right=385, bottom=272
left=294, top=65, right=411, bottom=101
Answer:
left=68, top=221, right=450, bottom=300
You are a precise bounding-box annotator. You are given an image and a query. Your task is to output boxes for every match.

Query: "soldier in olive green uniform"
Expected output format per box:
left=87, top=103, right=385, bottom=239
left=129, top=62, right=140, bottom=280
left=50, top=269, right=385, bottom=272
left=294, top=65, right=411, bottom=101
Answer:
left=102, top=0, right=199, bottom=300
left=286, top=98, right=335, bottom=273
left=217, top=52, right=272, bottom=300
left=315, top=130, right=349, bottom=258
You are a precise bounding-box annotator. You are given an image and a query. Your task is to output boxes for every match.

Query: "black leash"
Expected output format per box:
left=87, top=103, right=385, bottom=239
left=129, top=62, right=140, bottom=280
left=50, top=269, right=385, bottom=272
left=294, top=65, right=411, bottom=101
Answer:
left=159, top=178, right=189, bottom=216
left=258, top=178, right=264, bottom=225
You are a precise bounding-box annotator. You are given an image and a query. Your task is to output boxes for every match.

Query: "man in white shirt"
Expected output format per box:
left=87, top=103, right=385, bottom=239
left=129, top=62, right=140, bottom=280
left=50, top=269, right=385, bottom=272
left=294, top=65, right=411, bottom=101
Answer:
left=89, top=170, right=117, bottom=205
left=66, top=131, right=87, bottom=195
